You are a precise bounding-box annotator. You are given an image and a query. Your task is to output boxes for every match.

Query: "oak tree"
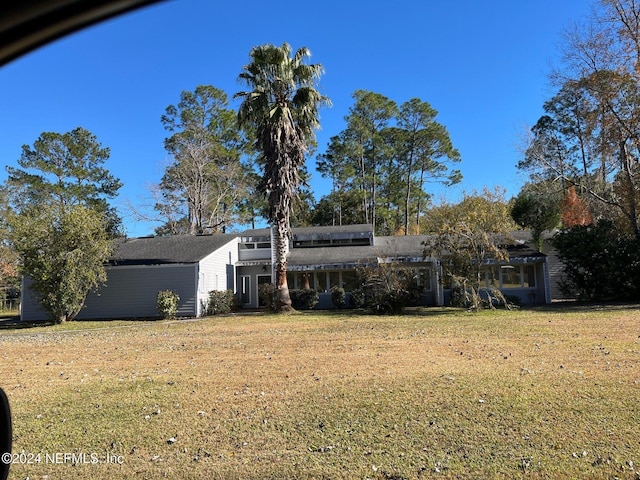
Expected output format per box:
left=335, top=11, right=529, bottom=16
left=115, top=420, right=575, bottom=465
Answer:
left=158, top=85, right=250, bottom=234
left=4, top=127, right=121, bottom=322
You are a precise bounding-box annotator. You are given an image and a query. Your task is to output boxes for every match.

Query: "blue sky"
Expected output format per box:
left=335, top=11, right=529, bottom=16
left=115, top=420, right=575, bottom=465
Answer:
left=0, top=0, right=593, bottom=237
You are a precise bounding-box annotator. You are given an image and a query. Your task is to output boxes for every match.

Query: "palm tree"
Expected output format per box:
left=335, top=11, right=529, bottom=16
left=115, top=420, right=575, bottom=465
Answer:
left=235, top=43, right=330, bottom=311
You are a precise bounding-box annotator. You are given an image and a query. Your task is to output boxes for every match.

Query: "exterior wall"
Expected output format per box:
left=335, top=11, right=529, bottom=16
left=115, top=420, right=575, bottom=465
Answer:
left=20, top=276, right=49, bottom=321
left=541, top=241, right=570, bottom=301
left=196, top=237, right=239, bottom=315
left=20, top=263, right=198, bottom=321
left=79, top=263, right=198, bottom=319
left=236, top=265, right=272, bottom=308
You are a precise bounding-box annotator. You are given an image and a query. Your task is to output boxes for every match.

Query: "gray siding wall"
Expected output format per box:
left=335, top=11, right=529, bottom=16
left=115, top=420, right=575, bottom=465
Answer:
left=541, top=242, right=570, bottom=301
left=196, top=238, right=239, bottom=315
left=80, top=264, right=198, bottom=319
left=20, top=276, right=49, bottom=321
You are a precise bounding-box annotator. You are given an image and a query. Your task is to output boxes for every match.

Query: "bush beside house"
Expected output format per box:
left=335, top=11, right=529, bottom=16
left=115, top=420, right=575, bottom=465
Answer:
left=206, top=290, right=235, bottom=315
left=289, top=289, right=319, bottom=310
left=157, top=290, right=180, bottom=319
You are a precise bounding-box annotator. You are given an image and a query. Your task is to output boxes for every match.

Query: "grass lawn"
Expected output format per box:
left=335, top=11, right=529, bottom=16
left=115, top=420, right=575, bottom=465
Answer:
left=0, top=306, right=639, bottom=479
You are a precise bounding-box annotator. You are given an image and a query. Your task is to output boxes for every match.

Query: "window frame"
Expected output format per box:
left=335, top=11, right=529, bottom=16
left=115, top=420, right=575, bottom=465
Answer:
left=481, top=264, right=537, bottom=290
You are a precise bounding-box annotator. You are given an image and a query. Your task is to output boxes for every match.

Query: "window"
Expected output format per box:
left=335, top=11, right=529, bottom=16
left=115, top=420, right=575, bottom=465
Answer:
left=294, top=272, right=313, bottom=290
left=257, top=275, right=272, bottom=307
left=316, top=272, right=328, bottom=292
left=501, top=266, right=521, bottom=289
left=240, top=276, right=251, bottom=304
left=329, top=271, right=340, bottom=289
left=341, top=271, right=358, bottom=292
left=256, top=242, right=271, bottom=249
left=484, top=267, right=500, bottom=288
left=481, top=264, right=537, bottom=289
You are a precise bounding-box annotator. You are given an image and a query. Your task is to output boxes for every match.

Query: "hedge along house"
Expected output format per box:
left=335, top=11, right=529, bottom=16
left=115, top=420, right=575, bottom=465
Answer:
left=20, top=233, right=239, bottom=321
left=20, top=224, right=551, bottom=321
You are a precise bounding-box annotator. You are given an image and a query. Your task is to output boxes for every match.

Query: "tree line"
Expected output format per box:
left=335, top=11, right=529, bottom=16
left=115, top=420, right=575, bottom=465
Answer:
left=149, top=89, right=460, bottom=237
left=315, top=91, right=461, bottom=235
left=513, top=0, right=640, bottom=300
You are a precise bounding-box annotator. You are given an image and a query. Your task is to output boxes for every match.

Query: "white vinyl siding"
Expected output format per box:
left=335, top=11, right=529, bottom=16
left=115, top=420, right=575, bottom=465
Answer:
left=196, top=237, right=239, bottom=315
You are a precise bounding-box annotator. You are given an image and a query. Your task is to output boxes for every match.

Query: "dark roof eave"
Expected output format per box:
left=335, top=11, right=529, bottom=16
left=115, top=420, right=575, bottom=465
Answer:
left=107, top=259, right=196, bottom=267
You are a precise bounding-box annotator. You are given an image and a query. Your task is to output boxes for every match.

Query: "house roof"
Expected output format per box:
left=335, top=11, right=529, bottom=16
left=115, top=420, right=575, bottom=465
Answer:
left=110, top=234, right=237, bottom=266
left=374, top=235, right=431, bottom=258
left=239, top=228, right=271, bottom=240
left=505, top=242, right=545, bottom=260
left=287, top=244, right=379, bottom=270
left=287, top=233, right=432, bottom=269
left=110, top=227, right=544, bottom=268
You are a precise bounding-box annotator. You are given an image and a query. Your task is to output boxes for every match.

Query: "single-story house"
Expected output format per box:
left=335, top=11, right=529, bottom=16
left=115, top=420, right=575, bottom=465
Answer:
left=20, top=224, right=551, bottom=321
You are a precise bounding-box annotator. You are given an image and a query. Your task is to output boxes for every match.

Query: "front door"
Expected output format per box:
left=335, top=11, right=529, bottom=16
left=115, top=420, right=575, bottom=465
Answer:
left=257, top=274, right=272, bottom=307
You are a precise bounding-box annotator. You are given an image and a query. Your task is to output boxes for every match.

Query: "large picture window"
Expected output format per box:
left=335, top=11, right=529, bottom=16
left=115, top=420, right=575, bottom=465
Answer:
left=481, top=264, right=536, bottom=289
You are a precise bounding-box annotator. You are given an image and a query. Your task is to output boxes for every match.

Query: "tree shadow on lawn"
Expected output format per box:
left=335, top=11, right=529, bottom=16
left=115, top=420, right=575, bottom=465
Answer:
left=0, top=316, right=155, bottom=331
left=296, top=307, right=472, bottom=318
left=530, top=300, right=640, bottom=314
left=0, top=316, right=52, bottom=330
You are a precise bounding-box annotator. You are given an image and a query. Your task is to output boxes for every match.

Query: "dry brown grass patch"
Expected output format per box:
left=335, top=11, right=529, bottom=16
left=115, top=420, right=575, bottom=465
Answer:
left=0, top=307, right=639, bottom=479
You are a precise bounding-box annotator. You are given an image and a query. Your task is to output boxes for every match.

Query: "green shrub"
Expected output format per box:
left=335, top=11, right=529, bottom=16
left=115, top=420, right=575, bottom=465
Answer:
left=357, top=265, right=410, bottom=315
left=349, top=288, right=366, bottom=309
left=157, top=290, right=180, bottom=319
left=368, top=290, right=408, bottom=315
left=289, top=289, right=319, bottom=310
left=207, top=289, right=234, bottom=315
left=552, top=221, right=640, bottom=300
left=330, top=286, right=346, bottom=309
left=258, top=283, right=276, bottom=311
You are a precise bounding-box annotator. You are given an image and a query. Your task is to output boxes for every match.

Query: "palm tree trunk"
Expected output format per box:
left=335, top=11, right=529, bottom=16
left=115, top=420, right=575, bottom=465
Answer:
left=273, top=218, right=292, bottom=311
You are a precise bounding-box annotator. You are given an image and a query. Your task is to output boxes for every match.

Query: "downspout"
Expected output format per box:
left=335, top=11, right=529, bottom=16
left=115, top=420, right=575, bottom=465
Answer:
left=195, top=264, right=202, bottom=317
